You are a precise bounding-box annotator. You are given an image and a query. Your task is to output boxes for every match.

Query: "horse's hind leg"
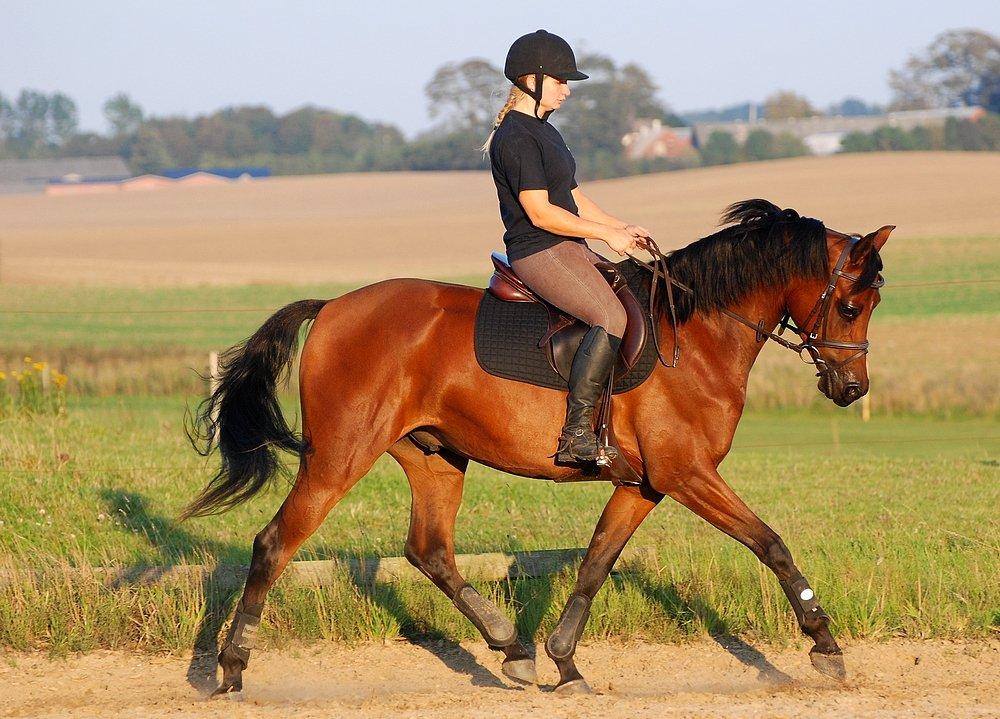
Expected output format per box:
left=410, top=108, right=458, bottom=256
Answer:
left=388, top=437, right=537, bottom=685
left=214, top=444, right=380, bottom=695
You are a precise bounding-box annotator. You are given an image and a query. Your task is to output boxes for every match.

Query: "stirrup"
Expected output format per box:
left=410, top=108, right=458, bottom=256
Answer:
left=555, top=427, right=618, bottom=464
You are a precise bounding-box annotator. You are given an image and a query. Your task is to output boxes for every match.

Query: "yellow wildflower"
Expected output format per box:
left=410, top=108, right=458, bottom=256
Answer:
left=0, top=371, right=6, bottom=381
left=23, top=356, right=32, bottom=364
left=33, top=362, right=46, bottom=371
left=53, top=373, right=68, bottom=388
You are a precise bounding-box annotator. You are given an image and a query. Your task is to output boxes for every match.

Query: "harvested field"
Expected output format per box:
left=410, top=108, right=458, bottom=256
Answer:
left=1, top=152, right=998, bottom=286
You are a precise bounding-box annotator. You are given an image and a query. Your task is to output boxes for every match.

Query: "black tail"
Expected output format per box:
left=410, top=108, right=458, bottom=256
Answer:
left=182, top=299, right=328, bottom=519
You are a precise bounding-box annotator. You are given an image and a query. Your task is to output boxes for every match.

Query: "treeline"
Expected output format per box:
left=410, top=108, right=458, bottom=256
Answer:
left=0, top=50, right=688, bottom=180
left=699, top=129, right=809, bottom=166
left=2, top=28, right=997, bottom=179
left=840, top=114, right=1000, bottom=152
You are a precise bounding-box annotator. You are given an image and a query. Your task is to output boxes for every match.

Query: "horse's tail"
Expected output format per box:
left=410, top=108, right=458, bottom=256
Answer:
left=181, top=299, right=328, bottom=520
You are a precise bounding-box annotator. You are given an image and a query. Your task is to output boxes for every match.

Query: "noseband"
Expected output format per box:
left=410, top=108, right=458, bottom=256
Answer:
left=632, top=234, right=884, bottom=376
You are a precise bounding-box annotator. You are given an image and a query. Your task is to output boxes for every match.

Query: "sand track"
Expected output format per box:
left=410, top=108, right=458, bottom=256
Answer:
left=3, top=639, right=997, bottom=718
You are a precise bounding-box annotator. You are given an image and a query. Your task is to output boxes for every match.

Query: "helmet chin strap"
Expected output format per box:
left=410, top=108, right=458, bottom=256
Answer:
left=516, top=72, right=553, bottom=122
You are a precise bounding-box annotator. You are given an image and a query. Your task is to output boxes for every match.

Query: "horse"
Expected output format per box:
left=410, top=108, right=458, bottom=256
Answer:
left=184, top=199, right=892, bottom=695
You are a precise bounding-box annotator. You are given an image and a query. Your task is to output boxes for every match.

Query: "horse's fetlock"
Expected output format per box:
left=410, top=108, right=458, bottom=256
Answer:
left=453, top=584, right=516, bottom=648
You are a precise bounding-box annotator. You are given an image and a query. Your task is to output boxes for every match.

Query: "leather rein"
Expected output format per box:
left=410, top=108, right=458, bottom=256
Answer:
left=627, top=233, right=884, bottom=375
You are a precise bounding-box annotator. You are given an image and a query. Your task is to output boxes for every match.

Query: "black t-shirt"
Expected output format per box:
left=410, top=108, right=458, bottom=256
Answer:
left=489, top=109, right=584, bottom=261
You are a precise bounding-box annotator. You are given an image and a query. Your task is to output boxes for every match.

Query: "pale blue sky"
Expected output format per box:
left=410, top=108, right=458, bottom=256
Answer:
left=3, top=1, right=998, bottom=137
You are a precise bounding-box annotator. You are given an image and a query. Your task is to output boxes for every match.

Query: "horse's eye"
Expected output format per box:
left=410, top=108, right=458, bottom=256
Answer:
left=838, top=303, right=861, bottom=321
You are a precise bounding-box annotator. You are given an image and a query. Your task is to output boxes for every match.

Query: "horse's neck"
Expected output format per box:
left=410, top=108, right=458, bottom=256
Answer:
left=680, top=285, right=788, bottom=382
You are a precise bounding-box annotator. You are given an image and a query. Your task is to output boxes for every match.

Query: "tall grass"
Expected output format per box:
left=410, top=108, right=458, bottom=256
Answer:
left=0, top=397, right=996, bottom=652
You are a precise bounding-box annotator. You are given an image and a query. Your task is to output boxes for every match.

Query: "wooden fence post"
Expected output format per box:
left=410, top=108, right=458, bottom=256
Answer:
left=208, top=351, right=220, bottom=423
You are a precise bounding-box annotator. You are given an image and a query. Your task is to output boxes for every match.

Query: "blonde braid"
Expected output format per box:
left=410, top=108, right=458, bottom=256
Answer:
left=480, top=84, right=524, bottom=156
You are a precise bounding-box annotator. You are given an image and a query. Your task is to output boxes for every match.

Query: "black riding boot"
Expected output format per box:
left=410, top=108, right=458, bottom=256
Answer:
left=555, top=326, right=622, bottom=463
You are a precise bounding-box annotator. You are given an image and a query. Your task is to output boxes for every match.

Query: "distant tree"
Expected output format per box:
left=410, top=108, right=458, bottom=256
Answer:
left=763, top=90, right=819, bottom=120
left=872, top=126, right=916, bottom=151
left=700, top=131, right=741, bottom=165
left=10, top=89, right=50, bottom=155
left=0, top=92, right=13, bottom=147
left=743, top=129, right=776, bottom=160
left=129, top=125, right=173, bottom=173
left=839, top=131, right=877, bottom=153
left=403, top=130, right=481, bottom=170
left=425, top=58, right=504, bottom=133
left=773, top=132, right=809, bottom=157
left=148, top=117, right=198, bottom=166
left=49, top=92, right=78, bottom=144
left=60, top=131, right=119, bottom=157
left=828, top=97, right=882, bottom=116
left=889, top=29, right=1000, bottom=112
left=103, top=93, right=144, bottom=137
left=944, top=113, right=1000, bottom=150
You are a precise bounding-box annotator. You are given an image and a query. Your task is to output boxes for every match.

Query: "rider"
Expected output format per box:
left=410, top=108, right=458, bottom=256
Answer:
left=484, top=30, right=651, bottom=464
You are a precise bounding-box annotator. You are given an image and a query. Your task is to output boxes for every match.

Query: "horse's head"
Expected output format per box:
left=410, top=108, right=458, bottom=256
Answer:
left=785, top=225, right=893, bottom=406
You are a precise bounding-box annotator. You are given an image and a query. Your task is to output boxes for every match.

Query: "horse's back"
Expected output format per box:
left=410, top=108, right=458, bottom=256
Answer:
left=299, top=277, right=484, bottom=391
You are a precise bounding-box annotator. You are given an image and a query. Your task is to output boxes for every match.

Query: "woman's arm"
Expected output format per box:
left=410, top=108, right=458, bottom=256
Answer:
left=518, top=189, right=638, bottom=255
left=572, top=187, right=627, bottom=229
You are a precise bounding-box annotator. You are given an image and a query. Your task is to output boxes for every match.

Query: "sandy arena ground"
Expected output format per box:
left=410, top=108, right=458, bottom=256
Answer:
left=2, top=639, right=998, bottom=718
left=1, top=152, right=998, bottom=286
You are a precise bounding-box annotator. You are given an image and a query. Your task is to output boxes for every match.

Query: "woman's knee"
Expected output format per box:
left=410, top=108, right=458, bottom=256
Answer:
left=602, top=303, right=628, bottom=338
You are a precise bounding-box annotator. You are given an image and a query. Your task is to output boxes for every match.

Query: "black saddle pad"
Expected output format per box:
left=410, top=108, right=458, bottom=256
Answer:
left=474, top=259, right=659, bottom=394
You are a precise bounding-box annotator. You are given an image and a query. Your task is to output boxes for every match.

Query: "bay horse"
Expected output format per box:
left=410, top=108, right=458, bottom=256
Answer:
left=185, top=199, right=892, bottom=695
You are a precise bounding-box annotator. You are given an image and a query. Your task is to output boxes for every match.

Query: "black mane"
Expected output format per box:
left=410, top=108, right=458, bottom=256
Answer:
left=664, top=199, right=829, bottom=323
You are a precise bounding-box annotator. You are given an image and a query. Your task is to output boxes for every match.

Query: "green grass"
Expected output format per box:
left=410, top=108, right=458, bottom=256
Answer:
left=1, top=396, right=996, bottom=652
left=0, top=235, right=996, bottom=354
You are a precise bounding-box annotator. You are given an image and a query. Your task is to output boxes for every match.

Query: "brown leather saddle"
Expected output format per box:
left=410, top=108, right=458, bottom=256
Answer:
left=487, top=251, right=648, bottom=381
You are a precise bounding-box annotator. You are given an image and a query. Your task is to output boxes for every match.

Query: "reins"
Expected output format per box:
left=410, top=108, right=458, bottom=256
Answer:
left=626, top=234, right=884, bottom=375
left=626, top=237, right=691, bottom=368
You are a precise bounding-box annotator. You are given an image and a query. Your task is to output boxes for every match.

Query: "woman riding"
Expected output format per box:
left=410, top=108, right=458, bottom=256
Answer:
left=483, top=29, right=651, bottom=464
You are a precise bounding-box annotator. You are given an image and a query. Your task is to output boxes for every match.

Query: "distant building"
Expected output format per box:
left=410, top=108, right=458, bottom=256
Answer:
left=691, top=106, right=987, bottom=156
left=0, top=156, right=130, bottom=194
left=159, top=166, right=271, bottom=180
left=621, top=119, right=697, bottom=161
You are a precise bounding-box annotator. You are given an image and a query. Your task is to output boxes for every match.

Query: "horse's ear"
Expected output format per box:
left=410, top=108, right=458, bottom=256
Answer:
left=850, top=225, right=895, bottom=262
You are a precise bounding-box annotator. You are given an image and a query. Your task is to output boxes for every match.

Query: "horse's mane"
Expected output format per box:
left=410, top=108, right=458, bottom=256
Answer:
left=664, top=199, right=829, bottom=323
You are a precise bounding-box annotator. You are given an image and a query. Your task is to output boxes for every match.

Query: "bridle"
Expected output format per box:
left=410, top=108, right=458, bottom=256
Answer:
left=629, top=233, right=884, bottom=376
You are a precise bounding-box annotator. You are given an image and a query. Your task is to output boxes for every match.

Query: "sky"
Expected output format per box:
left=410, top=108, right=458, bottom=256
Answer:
left=3, top=1, right=999, bottom=138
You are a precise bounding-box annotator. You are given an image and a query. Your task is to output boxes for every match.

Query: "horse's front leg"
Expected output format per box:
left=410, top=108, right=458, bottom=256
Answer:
left=653, top=464, right=845, bottom=681
left=545, top=483, right=662, bottom=693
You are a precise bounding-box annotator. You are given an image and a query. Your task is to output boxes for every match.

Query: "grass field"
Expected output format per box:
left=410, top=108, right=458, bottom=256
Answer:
left=2, top=235, right=996, bottom=414
left=0, top=396, right=996, bottom=652
left=0, top=155, right=996, bottom=654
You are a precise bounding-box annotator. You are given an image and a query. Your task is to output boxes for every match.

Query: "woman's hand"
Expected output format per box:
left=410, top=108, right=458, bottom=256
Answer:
left=601, top=226, right=638, bottom=256
left=624, top=224, right=652, bottom=249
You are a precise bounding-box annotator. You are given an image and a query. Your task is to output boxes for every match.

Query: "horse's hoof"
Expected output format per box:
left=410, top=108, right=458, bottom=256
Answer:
left=553, top=678, right=592, bottom=695
left=210, top=686, right=244, bottom=700
left=502, top=657, right=537, bottom=685
left=810, top=647, right=847, bottom=682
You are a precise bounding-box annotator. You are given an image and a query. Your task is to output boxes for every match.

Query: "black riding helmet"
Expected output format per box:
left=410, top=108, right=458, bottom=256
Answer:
left=504, top=29, right=588, bottom=121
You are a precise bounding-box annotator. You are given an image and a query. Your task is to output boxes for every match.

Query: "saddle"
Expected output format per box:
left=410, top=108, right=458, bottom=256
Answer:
left=487, top=252, right=648, bottom=381
left=481, top=251, right=653, bottom=488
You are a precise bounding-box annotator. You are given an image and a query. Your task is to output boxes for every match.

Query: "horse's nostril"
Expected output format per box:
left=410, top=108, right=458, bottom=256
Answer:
left=844, top=383, right=863, bottom=402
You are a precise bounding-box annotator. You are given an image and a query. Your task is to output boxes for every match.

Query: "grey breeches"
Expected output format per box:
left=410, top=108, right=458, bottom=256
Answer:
left=510, top=241, right=627, bottom=338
